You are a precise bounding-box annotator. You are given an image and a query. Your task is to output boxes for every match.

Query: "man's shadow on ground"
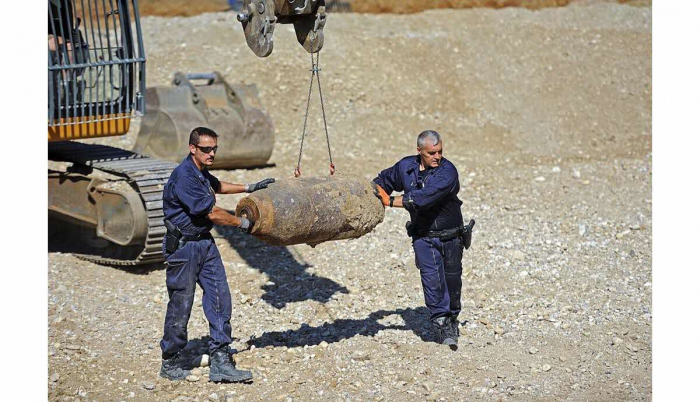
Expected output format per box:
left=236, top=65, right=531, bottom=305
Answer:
left=217, top=227, right=349, bottom=309
left=180, top=307, right=434, bottom=357
left=248, top=306, right=435, bottom=349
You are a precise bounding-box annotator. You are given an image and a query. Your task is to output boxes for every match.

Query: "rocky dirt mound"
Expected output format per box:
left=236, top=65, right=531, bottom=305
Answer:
left=350, top=0, right=650, bottom=14
left=137, top=0, right=651, bottom=17
left=49, top=3, right=651, bottom=401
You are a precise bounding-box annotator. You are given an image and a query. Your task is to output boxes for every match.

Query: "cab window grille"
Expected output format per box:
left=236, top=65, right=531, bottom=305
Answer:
left=48, top=0, right=145, bottom=126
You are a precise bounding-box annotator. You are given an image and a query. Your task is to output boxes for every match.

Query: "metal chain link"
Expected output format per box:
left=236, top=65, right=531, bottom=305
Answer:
left=294, top=51, right=334, bottom=177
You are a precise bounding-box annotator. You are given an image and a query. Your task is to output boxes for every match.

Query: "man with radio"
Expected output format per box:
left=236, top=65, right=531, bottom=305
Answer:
left=373, top=130, right=474, bottom=350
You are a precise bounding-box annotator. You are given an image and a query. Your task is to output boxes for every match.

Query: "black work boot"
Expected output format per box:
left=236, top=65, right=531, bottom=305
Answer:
left=209, top=346, right=253, bottom=383
left=432, top=316, right=458, bottom=351
left=449, top=316, right=460, bottom=340
left=160, top=351, right=192, bottom=381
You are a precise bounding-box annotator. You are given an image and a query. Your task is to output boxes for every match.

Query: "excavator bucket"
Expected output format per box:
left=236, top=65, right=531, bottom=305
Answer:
left=132, top=72, right=274, bottom=169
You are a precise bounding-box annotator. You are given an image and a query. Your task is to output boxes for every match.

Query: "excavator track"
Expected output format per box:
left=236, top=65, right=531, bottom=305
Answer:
left=49, top=141, right=178, bottom=266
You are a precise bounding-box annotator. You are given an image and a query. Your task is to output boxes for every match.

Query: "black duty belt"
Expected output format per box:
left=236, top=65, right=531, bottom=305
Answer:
left=408, top=219, right=475, bottom=250
left=427, top=226, right=464, bottom=241
left=164, top=220, right=210, bottom=253
left=180, top=232, right=208, bottom=242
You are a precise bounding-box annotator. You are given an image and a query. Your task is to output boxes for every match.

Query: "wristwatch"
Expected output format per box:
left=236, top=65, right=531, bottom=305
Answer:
left=389, top=196, right=395, bottom=207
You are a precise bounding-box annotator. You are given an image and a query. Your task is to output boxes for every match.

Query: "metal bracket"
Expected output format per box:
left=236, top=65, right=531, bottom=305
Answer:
left=239, top=1, right=326, bottom=57
left=240, top=0, right=277, bottom=57
left=293, top=5, right=326, bottom=54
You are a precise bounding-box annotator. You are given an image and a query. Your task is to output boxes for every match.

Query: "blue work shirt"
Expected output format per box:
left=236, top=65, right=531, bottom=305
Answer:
left=374, top=155, right=463, bottom=236
left=163, top=155, right=221, bottom=236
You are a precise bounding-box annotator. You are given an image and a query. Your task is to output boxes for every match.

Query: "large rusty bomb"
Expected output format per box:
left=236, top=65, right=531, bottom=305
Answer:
left=235, top=175, right=385, bottom=246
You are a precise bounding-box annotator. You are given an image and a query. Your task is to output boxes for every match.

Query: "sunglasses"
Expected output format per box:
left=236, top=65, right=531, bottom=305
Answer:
left=195, top=145, right=218, bottom=154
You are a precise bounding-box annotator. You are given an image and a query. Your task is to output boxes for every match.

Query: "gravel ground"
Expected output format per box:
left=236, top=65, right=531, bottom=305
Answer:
left=48, top=3, right=651, bottom=401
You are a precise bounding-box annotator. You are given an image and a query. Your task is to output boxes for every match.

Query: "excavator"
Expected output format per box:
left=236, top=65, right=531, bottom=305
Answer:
left=48, top=0, right=327, bottom=265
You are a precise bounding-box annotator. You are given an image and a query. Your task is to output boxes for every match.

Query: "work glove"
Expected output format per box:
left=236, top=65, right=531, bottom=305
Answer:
left=372, top=182, right=390, bottom=207
left=238, top=217, right=253, bottom=234
left=245, top=178, right=275, bottom=193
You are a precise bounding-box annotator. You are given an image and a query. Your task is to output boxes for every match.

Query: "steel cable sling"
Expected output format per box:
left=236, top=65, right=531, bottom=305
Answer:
left=294, top=51, right=335, bottom=177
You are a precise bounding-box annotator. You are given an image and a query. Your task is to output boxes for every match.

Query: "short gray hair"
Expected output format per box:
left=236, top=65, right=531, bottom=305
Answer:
left=417, top=130, right=441, bottom=149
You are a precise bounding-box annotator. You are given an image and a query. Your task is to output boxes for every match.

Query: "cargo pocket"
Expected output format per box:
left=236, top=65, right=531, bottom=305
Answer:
left=165, top=259, right=189, bottom=291
left=443, top=238, right=464, bottom=274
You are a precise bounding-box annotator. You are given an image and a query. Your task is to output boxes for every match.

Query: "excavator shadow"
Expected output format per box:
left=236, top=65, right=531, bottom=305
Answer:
left=217, top=227, right=349, bottom=309
left=247, top=307, right=435, bottom=349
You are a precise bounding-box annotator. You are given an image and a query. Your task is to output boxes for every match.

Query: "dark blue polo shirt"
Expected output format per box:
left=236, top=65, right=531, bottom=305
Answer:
left=163, top=155, right=221, bottom=236
left=374, top=155, right=463, bottom=236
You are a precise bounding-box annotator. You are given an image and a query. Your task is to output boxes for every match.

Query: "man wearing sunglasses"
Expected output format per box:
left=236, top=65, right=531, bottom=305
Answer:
left=159, top=127, right=275, bottom=383
left=373, top=130, right=471, bottom=351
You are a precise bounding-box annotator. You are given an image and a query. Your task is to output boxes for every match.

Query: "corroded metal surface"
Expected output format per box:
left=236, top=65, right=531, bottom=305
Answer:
left=236, top=175, right=384, bottom=246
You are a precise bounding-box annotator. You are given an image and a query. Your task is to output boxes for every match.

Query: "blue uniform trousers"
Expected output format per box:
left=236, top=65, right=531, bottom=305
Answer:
left=413, top=236, right=463, bottom=321
left=160, top=236, right=233, bottom=357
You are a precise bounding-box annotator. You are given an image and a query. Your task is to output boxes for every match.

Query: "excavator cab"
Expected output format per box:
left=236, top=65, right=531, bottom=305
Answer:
left=48, top=0, right=145, bottom=141
left=48, top=0, right=169, bottom=265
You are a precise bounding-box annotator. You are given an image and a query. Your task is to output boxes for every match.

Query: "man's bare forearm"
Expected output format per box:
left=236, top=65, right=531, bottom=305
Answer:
left=218, top=182, right=247, bottom=195
left=218, top=178, right=276, bottom=194
left=391, top=195, right=404, bottom=208
left=207, top=206, right=243, bottom=226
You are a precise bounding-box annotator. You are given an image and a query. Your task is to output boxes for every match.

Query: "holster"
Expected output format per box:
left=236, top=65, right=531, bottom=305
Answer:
left=462, top=219, right=475, bottom=250
left=164, top=220, right=182, bottom=254
left=405, top=221, right=415, bottom=238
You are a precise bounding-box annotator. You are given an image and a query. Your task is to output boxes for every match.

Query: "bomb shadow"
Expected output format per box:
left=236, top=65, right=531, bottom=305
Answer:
left=219, top=227, right=349, bottom=309
left=248, top=307, right=434, bottom=349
